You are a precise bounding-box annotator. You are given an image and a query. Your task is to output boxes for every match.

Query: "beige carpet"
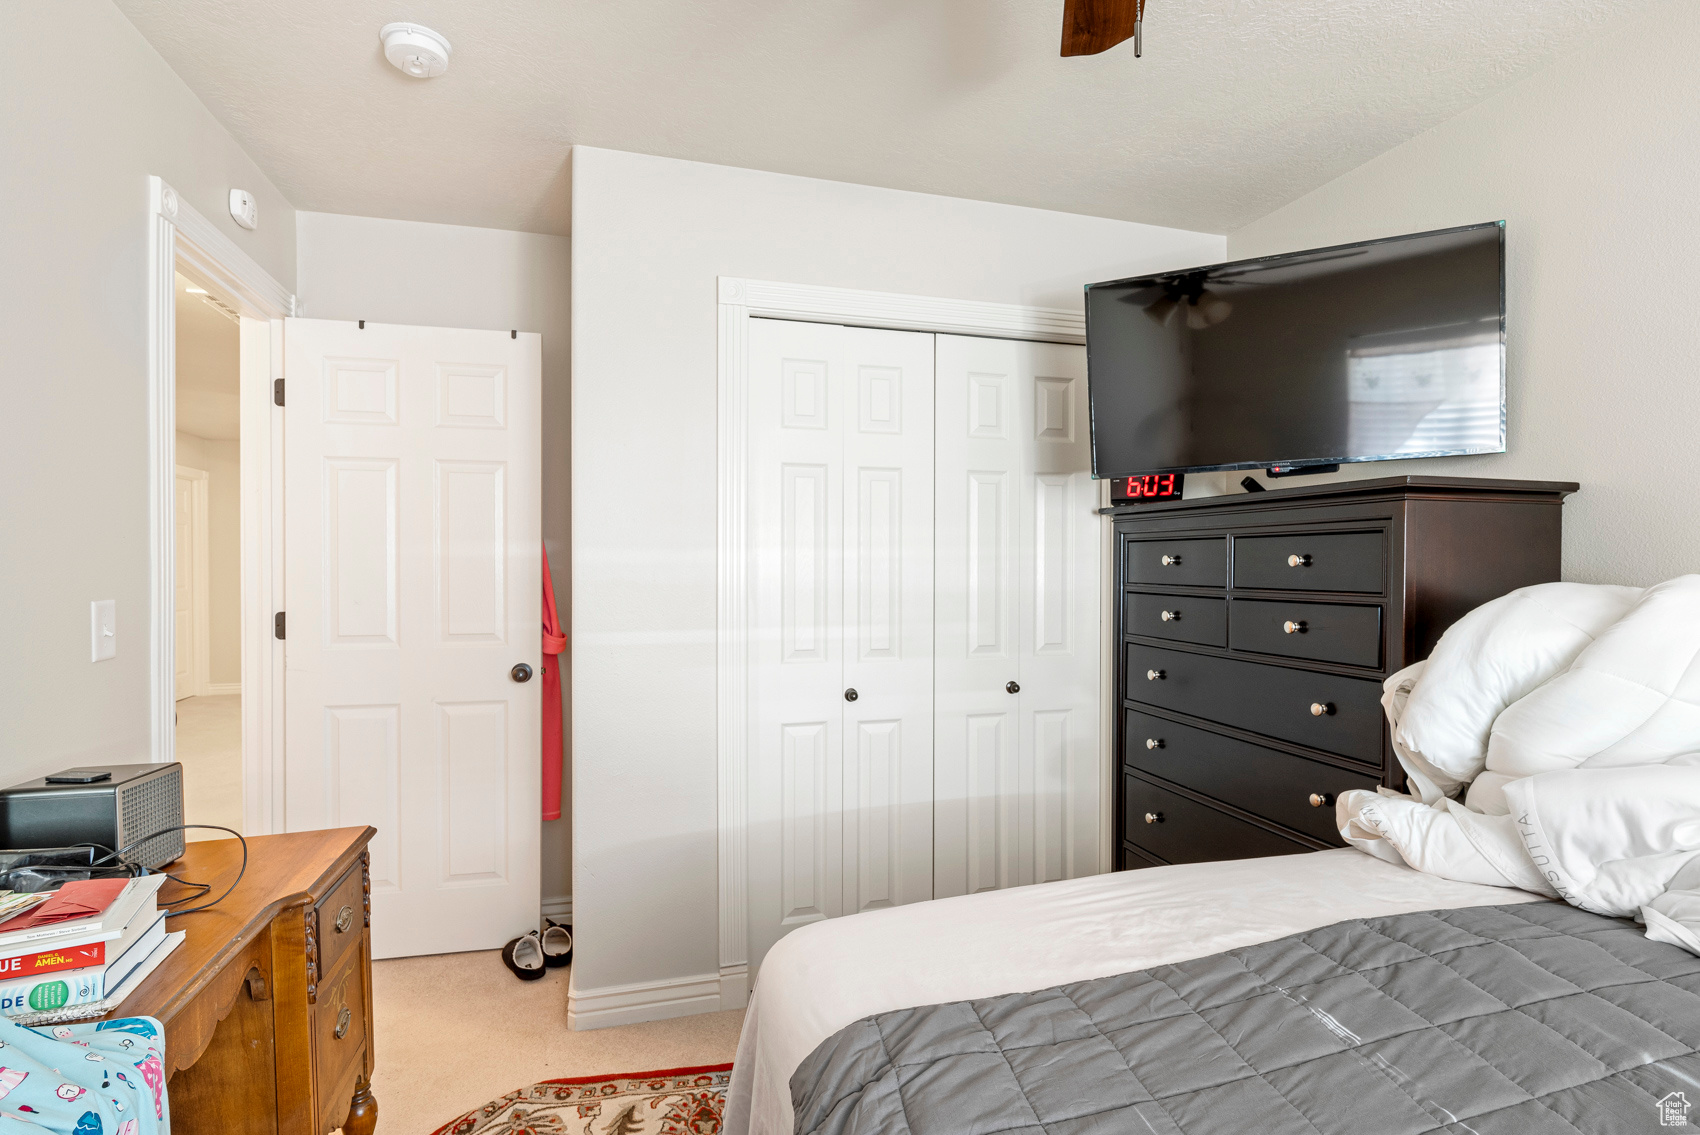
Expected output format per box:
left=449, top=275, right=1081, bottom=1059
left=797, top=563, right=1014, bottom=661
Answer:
left=369, top=950, right=745, bottom=1134
left=174, top=693, right=244, bottom=838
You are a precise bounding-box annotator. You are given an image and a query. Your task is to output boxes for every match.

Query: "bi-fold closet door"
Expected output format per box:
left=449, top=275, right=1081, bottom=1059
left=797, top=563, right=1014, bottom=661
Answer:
left=933, top=335, right=1100, bottom=898
left=744, top=318, right=1099, bottom=976
left=745, top=319, right=938, bottom=976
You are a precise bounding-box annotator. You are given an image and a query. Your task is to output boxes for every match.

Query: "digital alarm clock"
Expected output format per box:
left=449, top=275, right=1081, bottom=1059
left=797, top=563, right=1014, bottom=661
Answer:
left=1110, top=472, right=1184, bottom=505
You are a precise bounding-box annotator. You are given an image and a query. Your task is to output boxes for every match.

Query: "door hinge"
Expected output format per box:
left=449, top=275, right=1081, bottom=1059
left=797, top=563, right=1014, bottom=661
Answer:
left=274, top=612, right=286, bottom=640
left=273, top=378, right=284, bottom=406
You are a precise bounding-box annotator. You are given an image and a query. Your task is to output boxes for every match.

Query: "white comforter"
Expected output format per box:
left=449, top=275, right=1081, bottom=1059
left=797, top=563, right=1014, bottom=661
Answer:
left=722, top=850, right=1547, bottom=1135
left=1338, top=574, right=1700, bottom=955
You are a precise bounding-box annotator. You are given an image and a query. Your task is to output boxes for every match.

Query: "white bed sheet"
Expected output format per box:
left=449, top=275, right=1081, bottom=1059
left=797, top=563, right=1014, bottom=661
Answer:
left=724, top=848, right=1548, bottom=1135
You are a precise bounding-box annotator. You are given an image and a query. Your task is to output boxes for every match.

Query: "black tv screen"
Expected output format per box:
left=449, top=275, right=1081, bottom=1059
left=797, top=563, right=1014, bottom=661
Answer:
left=1085, top=222, right=1505, bottom=478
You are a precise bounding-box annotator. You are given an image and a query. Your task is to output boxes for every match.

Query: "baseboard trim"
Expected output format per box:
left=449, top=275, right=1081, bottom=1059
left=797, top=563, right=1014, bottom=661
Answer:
left=541, top=895, right=573, bottom=923
left=718, top=964, right=749, bottom=1011
left=567, top=972, right=723, bottom=1031
left=201, top=682, right=242, bottom=697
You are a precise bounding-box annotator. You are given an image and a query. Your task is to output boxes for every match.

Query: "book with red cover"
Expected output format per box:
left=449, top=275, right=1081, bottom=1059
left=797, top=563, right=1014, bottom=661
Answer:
left=0, top=940, right=108, bottom=980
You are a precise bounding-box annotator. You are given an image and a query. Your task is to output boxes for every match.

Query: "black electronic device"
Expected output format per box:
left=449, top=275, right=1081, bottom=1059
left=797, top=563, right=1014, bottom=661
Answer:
left=0, top=764, right=184, bottom=869
left=1110, top=472, right=1185, bottom=505
left=1086, top=222, right=1506, bottom=479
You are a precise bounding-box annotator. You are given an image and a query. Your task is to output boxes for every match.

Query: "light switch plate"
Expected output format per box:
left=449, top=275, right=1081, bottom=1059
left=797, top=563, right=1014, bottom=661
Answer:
left=91, top=599, right=116, bottom=662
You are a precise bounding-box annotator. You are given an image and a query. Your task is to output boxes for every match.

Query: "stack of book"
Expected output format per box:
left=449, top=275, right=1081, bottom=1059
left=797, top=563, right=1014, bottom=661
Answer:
left=0, top=875, right=183, bottom=1023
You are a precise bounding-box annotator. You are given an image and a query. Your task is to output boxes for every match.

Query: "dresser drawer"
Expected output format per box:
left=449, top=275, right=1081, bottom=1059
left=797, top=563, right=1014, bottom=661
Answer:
left=1230, top=599, right=1382, bottom=668
left=1123, top=709, right=1380, bottom=844
left=1123, top=773, right=1311, bottom=864
left=315, top=862, right=365, bottom=989
left=1125, top=537, right=1226, bottom=588
left=1233, top=532, right=1385, bottom=593
left=313, top=944, right=369, bottom=1131
left=1124, top=592, right=1226, bottom=647
left=1125, top=643, right=1385, bottom=762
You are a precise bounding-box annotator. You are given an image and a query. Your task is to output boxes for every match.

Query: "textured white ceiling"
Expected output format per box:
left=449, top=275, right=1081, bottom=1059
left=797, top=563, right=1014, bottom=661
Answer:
left=118, top=0, right=1650, bottom=236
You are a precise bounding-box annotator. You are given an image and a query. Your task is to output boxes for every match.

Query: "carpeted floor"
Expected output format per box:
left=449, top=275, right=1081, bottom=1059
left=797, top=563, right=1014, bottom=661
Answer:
left=370, top=949, right=745, bottom=1134
left=174, top=693, right=244, bottom=838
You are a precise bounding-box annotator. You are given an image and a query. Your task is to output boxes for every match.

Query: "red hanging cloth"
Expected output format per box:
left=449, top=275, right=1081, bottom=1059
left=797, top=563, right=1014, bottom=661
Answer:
left=541, top=545, right=567, bottom=821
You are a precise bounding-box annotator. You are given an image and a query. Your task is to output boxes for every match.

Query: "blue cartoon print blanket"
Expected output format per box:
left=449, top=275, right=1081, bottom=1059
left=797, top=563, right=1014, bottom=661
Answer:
left=0, top=1015, right=167, bottom=1134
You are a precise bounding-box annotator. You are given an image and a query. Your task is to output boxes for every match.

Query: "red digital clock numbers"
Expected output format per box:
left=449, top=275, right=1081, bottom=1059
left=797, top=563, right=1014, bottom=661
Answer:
left=1111, top=472, right=1184, bottom=504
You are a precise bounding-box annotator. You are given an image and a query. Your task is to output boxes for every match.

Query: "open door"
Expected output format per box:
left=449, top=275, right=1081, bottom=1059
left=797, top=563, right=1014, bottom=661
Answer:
left=283, top=319, right=542, bottom=958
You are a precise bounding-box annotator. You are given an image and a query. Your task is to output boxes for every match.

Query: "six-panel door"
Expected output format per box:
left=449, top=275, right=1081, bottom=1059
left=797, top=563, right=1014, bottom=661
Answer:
left=282, top=319, right=542, bottom=959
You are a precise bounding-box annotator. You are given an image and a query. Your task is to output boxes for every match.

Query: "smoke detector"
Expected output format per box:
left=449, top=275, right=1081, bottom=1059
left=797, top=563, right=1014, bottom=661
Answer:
left=380, top=23, right=452, bottom=79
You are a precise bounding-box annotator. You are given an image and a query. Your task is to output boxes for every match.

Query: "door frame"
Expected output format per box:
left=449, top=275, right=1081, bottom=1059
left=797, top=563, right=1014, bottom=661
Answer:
left=714, top=277, right=1106, bottom=1009
left=147, top=177, right=295, bottom=835
left=174, top=465, right=211, bottom=697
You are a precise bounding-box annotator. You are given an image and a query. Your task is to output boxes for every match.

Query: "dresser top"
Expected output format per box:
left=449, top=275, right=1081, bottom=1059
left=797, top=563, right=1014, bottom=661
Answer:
left=1104, top=475, right=1579, bottom=517
left=107, top=826, right=375, bottom=1025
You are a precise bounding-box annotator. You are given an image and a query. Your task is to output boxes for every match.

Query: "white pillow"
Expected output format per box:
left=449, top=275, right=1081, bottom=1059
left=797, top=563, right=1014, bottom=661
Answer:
left=1488, top=576, right=1700, bottom=778
left=1390, top=582, right=1641, bottom=801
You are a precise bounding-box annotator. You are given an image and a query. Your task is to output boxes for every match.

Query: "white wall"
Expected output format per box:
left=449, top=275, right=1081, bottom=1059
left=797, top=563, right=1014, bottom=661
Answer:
left=174, top=433, right=241, bottom=688
left=295, top=212, right=574, bottom=904
left=569, top=146, right=1225, bottom=1016
left=1227, top=0, right=1700, bottom=585
left=0, top=2, right=295, bottom=786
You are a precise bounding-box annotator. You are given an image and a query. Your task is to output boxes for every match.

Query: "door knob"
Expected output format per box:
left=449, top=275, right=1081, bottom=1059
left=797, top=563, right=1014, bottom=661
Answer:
left=844, top=688, right=858, bottom=702
left=511, top=663, right=533, bottom=683
left=1006, top=681, right=1020, bottom=694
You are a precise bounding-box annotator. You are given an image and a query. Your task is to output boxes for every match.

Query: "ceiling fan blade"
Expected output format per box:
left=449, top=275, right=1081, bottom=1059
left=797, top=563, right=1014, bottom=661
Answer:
left=1061, top=0, right=1145, bottom=57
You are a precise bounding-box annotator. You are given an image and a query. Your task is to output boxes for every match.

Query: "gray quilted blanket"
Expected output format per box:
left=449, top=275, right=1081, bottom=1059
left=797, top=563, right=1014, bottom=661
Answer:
left=791, top=903, right=1700, bottom=1134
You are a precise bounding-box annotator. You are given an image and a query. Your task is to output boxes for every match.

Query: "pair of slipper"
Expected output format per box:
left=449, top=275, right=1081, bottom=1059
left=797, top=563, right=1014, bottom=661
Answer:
left=502, top=920, right=573, bottom=980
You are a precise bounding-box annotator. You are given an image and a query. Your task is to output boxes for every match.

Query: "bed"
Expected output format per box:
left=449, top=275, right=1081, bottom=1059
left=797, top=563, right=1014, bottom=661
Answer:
left=724, top=848, right=1700, bottom=1135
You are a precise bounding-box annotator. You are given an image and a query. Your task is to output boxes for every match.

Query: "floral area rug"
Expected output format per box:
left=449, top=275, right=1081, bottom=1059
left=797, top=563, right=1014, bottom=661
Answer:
left=430, top=1064, right=734, bottom=1135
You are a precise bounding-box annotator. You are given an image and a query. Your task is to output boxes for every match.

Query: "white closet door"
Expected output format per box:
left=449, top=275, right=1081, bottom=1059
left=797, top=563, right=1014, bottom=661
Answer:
left=1018, top=342, right=1101, bottom=885
left=935, top=335, right=1099, bottom=898
left=840, top=327, right=935, bottom=917
left=933, top=336, right=1023, bottom=896
left=745, top=319, right=934, bottom=977
left=283, top=318, right=542, bottom=959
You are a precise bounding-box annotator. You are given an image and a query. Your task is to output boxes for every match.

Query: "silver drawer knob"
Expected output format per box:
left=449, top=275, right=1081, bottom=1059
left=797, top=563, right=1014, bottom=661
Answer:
left=1288, top=554, right=1312, bottom=567
left=1283, top=620, right=1306, bottom=634
left=1310, top=702, right=1331, bottom=716
left=1309, top=792, right=1335, bottom=808
left=1147, top=669, right=1165, bottom=681
left=1146, top=737, right=1163, bottom=750
left=1160, top=554, right=1181, bottom=566
left=1161, top=610, right=1180, bottom=622
left=1144, top=812, right=1164, bottom=824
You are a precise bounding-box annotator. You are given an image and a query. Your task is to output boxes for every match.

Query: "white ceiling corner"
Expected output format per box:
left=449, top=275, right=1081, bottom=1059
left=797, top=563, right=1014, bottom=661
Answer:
left=116, top=0, right=1657, bottom=237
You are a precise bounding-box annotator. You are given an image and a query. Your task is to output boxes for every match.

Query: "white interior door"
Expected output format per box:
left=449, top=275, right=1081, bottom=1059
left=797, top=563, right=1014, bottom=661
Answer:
left=745, top=318, right=935, bottom=977
left=934, top=335, right=1100, bottom=898
left=283, top=318, right=541, bottom=959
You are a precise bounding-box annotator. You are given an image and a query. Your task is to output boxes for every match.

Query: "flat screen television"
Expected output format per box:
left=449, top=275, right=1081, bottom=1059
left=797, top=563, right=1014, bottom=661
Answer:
left=1085, top=222, right=1505, bottom=479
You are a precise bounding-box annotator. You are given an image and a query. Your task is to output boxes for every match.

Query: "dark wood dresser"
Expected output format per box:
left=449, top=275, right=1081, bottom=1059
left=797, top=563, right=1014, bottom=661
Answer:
left=1112, top=476, right=1575, bottom=870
